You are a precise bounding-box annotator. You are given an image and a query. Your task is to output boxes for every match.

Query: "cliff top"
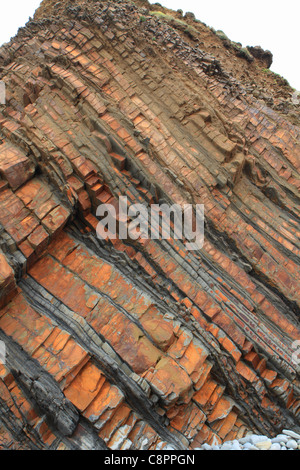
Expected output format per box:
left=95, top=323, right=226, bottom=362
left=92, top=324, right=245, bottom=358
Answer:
left=10, top=0, right=288, bottom=127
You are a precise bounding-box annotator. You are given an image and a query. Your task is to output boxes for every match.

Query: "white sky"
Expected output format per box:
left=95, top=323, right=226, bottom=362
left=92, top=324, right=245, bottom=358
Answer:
left=0, top=0, right=299, bottom=90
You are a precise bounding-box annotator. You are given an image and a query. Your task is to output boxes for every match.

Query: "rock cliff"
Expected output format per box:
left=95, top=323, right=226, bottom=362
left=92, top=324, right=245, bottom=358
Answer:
left=0, top=0, right=299, bottom=450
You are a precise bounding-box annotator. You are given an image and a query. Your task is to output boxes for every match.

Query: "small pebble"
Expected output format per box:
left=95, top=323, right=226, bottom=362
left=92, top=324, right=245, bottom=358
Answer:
left=202, top=443, right=211, bottom=450
left=272, top=435, right=288, bottom=444
left=221, top=443, right=232, bottom=450
left=255, top=440, right=272, bottom=450
left=243, top=443, right=256, bottom=450
left=283, top=430, right=300, bottom=440
left=231, top=441, right=241, bottom=450
left=239, top=435, right=252, bottom=445
left=286, top=439, right=298, bottom=449
left=194, top=430, right=300, bottom=450
left=250, top=435, right=269, bottom=445
left=270, top=443, right=281, bottom=450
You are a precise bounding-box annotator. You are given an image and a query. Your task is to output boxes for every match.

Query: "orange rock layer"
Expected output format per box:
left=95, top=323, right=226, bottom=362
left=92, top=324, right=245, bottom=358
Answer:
left=0, top=0, right=299, bottom=450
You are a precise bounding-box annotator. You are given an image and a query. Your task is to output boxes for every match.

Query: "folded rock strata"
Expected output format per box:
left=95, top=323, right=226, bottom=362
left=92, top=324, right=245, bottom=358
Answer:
left=0, top=0, right=299, bottom=450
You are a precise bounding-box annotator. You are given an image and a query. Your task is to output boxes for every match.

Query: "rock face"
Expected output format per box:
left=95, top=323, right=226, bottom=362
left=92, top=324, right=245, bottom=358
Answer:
left=246, top=46, right=273, bottom=69
left=0, top=0, right=299, bottom=451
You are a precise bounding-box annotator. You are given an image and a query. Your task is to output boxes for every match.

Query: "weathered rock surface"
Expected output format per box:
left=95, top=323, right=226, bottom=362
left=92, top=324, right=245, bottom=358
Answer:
left=0, top=0, right=299, bottom=450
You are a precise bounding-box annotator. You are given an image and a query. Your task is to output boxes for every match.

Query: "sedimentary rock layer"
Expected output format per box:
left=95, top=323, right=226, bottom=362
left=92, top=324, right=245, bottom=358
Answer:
left=0, top=0, right=299, bottom=450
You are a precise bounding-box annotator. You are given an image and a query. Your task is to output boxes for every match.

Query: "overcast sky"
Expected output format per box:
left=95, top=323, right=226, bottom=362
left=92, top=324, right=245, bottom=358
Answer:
left=0, top=0, right=299, bottom=90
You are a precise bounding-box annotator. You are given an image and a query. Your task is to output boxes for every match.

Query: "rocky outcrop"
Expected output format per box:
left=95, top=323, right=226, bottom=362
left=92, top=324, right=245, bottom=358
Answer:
left=246, top=46, right=273, bottom=69
left=0, top=0, right=299, bottom=450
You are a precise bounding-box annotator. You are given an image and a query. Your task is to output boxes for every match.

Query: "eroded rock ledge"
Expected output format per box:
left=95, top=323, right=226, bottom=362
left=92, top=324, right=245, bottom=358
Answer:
left=0, top=0, right=299, bottom=450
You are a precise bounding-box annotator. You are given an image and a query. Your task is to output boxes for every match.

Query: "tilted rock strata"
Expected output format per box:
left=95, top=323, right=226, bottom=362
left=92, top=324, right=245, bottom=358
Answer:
left=0, top=0, right=299, bottom=450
